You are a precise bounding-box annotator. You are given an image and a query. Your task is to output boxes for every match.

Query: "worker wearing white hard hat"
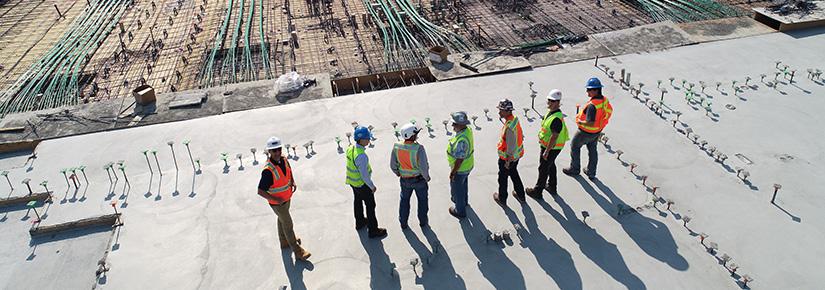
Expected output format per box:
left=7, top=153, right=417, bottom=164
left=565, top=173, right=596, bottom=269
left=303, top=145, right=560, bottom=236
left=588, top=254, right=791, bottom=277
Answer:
left=390, top=123, right=431, bottom=229
left=257, top=136, right=311, bottom=261
left=526, top=89, right=570, bottom=198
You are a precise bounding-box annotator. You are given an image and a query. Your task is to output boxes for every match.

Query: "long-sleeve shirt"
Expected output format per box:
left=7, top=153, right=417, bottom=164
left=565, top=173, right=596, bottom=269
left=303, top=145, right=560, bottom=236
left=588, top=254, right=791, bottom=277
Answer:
left=354, top=144, right=375, bottom=189
left=390, top=143, right=430, bottom=180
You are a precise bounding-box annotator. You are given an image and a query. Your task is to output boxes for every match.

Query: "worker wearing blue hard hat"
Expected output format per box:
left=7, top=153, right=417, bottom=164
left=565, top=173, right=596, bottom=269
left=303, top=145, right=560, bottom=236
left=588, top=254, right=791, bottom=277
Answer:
left=563, top=77, right=614, bottom=180
left=345, top=125, right=387, bottom=238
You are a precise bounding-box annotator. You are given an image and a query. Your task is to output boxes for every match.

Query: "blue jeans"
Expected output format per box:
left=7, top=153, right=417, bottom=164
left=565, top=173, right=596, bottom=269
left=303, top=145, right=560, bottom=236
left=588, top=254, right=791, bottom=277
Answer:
left=399, top=177, right=429, bottom=226
left=569, top=130, right=600, bottom=176
left=450, top=173, right=469, bottom=216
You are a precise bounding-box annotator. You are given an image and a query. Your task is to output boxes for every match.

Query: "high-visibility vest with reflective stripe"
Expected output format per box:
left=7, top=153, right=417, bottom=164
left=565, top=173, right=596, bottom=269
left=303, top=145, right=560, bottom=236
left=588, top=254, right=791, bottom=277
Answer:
left=394, top=142, right=421, bottom=178
left=576, top=97, right=613, bottom=133
left=497, top=115, right=524, bottom=160
left=539, top=111, right=569, bottom=150
left=345, top=145, right=372, bottom=187
left=264, top=158, right=293, bottom=205
left=447, top=128, right=474, bottom=174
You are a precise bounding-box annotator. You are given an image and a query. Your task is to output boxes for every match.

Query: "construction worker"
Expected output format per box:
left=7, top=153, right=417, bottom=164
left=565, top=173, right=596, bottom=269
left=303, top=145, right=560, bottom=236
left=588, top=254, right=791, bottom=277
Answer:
left=257, top=136, right=311, bottom=261
left=563, top=77, right=613, bottom=179
left=526, top=89, right=569, bottom=199
left=346, top=126, right=388, bottom=238
left=390, top=123, right=431, bottom=229
left=493, top=99, right=526, bottom=205
left=447, top=111, right=474, bottom=219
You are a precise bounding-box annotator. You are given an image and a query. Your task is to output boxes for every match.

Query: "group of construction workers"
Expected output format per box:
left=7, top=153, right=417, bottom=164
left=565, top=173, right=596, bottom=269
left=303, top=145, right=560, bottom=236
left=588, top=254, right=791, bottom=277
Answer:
left=257, top=77, right=613, bottom=261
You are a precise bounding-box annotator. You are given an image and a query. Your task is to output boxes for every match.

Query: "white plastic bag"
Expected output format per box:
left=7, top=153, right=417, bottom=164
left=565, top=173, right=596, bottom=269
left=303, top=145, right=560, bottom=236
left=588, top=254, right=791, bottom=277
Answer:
left=275, top=71, right=305, bottom=94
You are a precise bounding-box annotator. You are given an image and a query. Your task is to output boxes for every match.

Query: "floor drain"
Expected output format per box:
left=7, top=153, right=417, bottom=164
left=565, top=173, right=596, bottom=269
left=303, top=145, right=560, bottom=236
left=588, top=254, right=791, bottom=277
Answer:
left=725, top=104, right=736, bottom=110
left=735, top=153, right=753, bottom=165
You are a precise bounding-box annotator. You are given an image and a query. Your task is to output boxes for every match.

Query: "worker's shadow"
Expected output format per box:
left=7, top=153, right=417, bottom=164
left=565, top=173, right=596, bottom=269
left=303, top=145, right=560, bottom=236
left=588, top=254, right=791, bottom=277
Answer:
left=538, top=195, right=646, bottom=289
left=358, top=232, right=401, bottom=290
left=403, top=227, right=466, bottom=289
left=460, top=208, right=526, bottom=290
left=281, top=250, right=314, bottom=290
left=506, top=203, right=582, bottom=289
left=577, top=177, right=689, bottom=271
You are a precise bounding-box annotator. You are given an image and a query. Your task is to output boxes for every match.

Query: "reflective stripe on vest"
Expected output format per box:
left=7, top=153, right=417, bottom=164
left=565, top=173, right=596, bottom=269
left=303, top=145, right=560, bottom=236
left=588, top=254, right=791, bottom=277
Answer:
left=497, top=115, right=524, bottom=160
left=576, top=97, right=613, bottom=133
left=264, top=159, right=293, bottom=205
left=539, top=111, right=570, bottom=150
left=345, top=145, right=372, bottom=187
left=447, top=127, right=474, bottom=174
left=394, top=142, right=421, bottom=178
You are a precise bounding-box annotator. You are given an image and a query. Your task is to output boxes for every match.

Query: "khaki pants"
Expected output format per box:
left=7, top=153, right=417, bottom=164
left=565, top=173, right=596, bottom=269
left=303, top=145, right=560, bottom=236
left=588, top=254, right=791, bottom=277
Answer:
left=270, top=200, right=298, bottom=249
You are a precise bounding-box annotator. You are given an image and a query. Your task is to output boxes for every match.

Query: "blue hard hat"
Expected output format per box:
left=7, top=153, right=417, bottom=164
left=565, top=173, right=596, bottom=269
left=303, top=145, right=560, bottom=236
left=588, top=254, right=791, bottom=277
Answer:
left=585, top=77, right=603, bottom=89
left=353, top=126, right=372, bottom=141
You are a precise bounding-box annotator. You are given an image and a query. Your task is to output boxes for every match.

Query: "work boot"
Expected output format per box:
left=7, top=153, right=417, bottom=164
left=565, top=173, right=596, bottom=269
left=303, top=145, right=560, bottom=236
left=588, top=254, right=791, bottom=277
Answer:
left=401, top=223, right=409, bottom=230
left=545, top=187, right=559, bottom=196
left=583, top=169, right=597, bottom=180
left=293, top=245, right=311, bottom=261
left=525, top=187, right=542, bottom=200
left=281, top=238, right=302, bottom=249
left=368, top=228, right=388, bottom=239
left=355, top=222, right=366, bottom=230
left=493, top=192, right=506, bottom=206
left=562, top=168, right=579, bottom=176
left=449, top=207, right=465, bottom=219
left=513, top=191, right=526, bottom=203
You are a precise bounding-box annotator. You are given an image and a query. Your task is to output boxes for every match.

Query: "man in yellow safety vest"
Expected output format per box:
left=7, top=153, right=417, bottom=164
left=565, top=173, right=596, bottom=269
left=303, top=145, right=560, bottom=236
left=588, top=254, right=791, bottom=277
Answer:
left=526, top=89, right=569, bottom=199
left=346, top=126, right=388, bottom=239
left=447, top=111, right=474, bottom=219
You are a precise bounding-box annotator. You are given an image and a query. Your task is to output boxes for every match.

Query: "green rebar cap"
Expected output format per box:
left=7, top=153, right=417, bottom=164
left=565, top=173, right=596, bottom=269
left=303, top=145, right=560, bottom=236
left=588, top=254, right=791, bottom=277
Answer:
left=27, top=201, right=37, bottom=208
left=183, top=140, right=190, bottom=145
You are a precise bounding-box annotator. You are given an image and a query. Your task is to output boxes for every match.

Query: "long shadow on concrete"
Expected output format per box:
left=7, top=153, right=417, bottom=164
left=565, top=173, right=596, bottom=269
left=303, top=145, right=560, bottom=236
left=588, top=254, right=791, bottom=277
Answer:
left=508, top=204, right=583, bottom=289
left=280, top=250, right=314, bottom=290
left=460, top=208, right=526, bottom=290
left=358, top=232, right=401, bottom=290
left=579, top=177, right=689, bottom=271
left=403, top=227, right=466, bottom=289
left=538, top=195, right=646, bottom=289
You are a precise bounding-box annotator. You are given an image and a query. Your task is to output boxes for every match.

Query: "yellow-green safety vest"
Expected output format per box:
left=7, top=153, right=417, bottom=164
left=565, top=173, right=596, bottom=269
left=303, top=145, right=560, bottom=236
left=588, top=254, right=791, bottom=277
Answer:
left=447, top=127, right=474, bottom=174
left=539, top=111, right=569, bottom=150
left=345, top=145, right=372, bottom=187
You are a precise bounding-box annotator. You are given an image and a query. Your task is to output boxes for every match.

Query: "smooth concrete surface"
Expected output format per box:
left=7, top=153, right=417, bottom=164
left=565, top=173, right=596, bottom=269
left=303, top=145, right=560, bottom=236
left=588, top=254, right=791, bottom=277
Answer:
left=677, top=17, right=776, bottom=43
left=1, top=27, right=825, bottom=289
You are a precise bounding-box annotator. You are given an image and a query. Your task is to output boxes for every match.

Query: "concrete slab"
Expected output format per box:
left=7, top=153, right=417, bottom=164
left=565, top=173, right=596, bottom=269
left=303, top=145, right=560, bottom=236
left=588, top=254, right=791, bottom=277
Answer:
left=527, top=39, right=614, bottom=68
left=1, top=25, right=824, bottom=290
left=427, top=51, right=532, bottom=81
left=678, top=17, right=776, bottom=43
left=591, top=21, right=694, bottom=56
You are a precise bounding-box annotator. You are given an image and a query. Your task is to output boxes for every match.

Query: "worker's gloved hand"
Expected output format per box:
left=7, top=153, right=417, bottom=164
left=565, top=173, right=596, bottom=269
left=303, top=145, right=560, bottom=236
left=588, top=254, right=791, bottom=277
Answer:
left=449, top=172, right=456, bottom=181
left=291, top=183, right=297, bottom=193
left=371, top=186, right=377, bottom=193
left=425, top=176, right=431, bottom=182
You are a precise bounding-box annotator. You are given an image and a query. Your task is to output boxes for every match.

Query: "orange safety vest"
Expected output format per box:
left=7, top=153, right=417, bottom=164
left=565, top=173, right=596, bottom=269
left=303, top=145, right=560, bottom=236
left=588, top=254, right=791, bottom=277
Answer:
left=497, top=115, right=524, bottom=160
left=576, top=97, right=613, bottom=133
left=264, top=158, right=293, bottom=205
left=394, top=142, right=421, bottom=178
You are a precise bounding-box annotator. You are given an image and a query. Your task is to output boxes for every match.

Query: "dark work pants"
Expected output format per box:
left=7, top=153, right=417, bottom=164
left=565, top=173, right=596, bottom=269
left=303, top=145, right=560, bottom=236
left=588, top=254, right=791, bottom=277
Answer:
left=535, top=147, right=562, bottom=192
left=497, top=158, right=525, bottom=202
left=569, top=130, right=601, bottom=176
left=352, top=185, right=378, bottom=231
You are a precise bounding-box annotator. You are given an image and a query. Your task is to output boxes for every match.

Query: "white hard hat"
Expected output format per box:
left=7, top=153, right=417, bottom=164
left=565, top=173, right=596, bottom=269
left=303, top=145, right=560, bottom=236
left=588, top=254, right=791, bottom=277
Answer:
left=265, top=136, right=283, bottom=150
left=547, top=89, right=562, bottom=101
left=400, top=123, right=421, bottom=140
